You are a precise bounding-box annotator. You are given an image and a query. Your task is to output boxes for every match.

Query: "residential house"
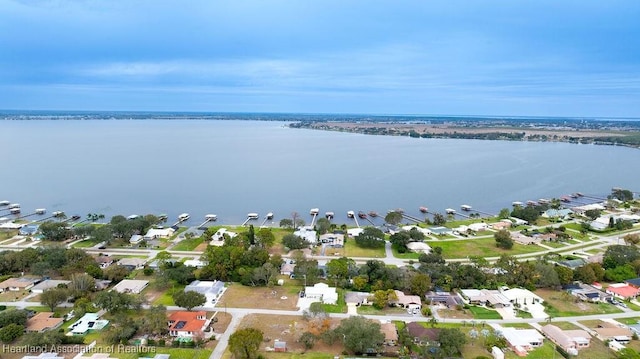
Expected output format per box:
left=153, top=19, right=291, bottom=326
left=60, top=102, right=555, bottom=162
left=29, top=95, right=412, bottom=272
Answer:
left=541, top=324, right=590, bottom=354
left=167, top=311, right=210, bottom=338
left=0, top=276, right=41, bottom=292
left=491, top=346, right=505, bottom=359
left=380, top=322, right=398, bottom=346
left=500, top=327, right=544, bottom=355
left=405, top=322, right=440, bottom=346
left=94, top=255, right=114, bottom=269
left=425, top=291, right=464, bottom=308
left=210, top=228, right=237, bottom=245
left=428, top=226, right=453, bottom=236
left=184, top=280, right=225, bottom=305
left=567, top=283, right=611, bottom=303
left=117, top=257, right=147, bottom=270
left=392, top=290, right=422, bottom=310
left=184, top=259, right=207, bottom=268
left=501, top=287, right=544, bottom=306
left=345, top=291, right=372, bottom=306
left=606, top=283, right=640, bottom=300
left=318, top=232, right=344, bottom=247
left=492, top=221, right=512, bottom=231
left=304, top=283, right=338, bottom=305
left=511, top=232, right=539, bottom=245
left=459, top=289, right=511, bottom=308
left=542, top=208, right=574, bottom=220
left=592, top=322, right=633, bottom=343
left=30, top=279, right=71, bottom=294
left=557, top=258, right=586, bottom=269
left=112, top=279, right=149, bottom=294
left=280, top=261, right=296, bottom=276
left=69, top=313, right=109, bottom=335
left=625, top=278, right=640, bottom=289
left=25, top=312, right=64, bottom=332
left=143, top=227, right=175, bottom=240
left=129, top=234, right=144, bottom=244
left=293, top=226, right=317, bottom=244
left=19, top=224, right=39, bottom=236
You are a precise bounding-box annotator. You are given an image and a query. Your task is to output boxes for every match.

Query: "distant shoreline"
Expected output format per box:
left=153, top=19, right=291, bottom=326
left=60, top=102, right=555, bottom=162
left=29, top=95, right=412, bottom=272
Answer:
left=289, top=120, right=640, bottom=149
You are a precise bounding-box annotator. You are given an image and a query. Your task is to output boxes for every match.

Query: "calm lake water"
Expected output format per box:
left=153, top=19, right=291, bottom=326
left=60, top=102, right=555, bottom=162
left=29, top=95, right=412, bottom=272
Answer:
left=2, top=119, right=639, bottom=225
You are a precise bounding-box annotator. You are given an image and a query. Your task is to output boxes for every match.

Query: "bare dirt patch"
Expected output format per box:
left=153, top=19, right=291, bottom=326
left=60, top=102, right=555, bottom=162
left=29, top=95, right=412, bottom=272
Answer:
left=217, top=284, right=299, bottom=310
left=436, top=308, right=474, bottom=320
left=238, top=314, right=344, bottom=355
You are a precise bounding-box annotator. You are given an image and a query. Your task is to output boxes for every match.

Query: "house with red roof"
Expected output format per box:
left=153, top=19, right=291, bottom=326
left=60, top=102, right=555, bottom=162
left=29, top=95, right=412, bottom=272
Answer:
left=606, top=283, right=640, bottom=300
left=167, top=311, right=210, bottom=339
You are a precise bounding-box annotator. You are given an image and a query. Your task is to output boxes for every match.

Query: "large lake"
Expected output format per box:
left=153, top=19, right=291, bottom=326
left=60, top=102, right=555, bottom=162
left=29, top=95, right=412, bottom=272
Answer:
left=1, top=119, right=638, bottom=225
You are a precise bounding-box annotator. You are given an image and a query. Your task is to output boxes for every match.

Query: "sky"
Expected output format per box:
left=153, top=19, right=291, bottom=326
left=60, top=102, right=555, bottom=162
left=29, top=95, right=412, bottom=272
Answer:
left=1, top=0, right=639, bottom=117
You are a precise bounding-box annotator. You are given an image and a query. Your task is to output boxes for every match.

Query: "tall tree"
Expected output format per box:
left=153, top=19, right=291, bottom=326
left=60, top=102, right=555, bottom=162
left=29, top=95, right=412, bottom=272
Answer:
left=40, top=287, right=69, bottom=312
left=173, top=290, right=207, bottom=310
left=229, top=328, right=263, bottom=359
left=335, top=316, right=384, bottom=355
left=384, top=211, right=403, bottom=225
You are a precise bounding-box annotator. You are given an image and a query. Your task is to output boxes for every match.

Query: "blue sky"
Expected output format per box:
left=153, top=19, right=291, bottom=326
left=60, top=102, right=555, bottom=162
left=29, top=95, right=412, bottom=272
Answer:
left=1, top=0, right=639, bottom=117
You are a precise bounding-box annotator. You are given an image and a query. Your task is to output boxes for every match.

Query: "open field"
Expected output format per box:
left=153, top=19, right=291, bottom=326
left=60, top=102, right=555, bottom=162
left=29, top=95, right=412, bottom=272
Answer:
left=467, top=305, right=502, bottom=320
left=222, top=314, right=344, bottom=358
left=216, top=283, right=299, bottom=310
left=536, top=288, right=622, bottom=317
left=324, top=239, right=385, bottom=258
left=429, top=237, right=545, bottom=259
left=171, top=236, right=204, bottom=251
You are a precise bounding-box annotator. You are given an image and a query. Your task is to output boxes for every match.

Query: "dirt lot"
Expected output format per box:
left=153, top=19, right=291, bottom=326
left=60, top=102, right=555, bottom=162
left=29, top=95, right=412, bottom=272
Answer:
left=238, top=314, right=343, bottom=355
left=217, top=284, right=300, bottom=310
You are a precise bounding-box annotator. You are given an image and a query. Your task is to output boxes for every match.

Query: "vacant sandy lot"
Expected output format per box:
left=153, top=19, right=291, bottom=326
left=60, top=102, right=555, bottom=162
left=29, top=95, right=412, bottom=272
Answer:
left=217, top=284, right=300, bottom=310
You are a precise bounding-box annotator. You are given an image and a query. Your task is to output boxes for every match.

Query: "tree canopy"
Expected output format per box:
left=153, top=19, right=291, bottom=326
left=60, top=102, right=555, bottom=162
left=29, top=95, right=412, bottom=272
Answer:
left=229, top=328, right=263, bottom=359
left=334, top=316, right=384, bottom=355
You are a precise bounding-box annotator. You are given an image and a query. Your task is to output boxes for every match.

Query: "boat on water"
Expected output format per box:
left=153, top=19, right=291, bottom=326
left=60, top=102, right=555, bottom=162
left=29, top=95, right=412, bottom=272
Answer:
left=266, top=212, right=274, bottom=220
left=325, top=211, right=334, bottom=219
left=347, top=210, right=355, bottom=219
left=358, top=211, right=367, bottom=219
left=52, top=211, right=64, bottom=217
left=538, top=198, right=550, bottom=204
left=247, top=213, right=259, bottom=220
left=127, top=214, right=140, bottom=220
left=526, top=200, right=538, bottom=206
left=512, top=201, right=523, bottom=206
left=10, top=208, right=20, bottom=214
left=395, top=208, right=405, bottom=214
left=178, top=213, right=191, bottom=221
left=368, top=211, right=378, bottom=217
left=158, top=214, right=168, bottom=221
left=205, top=214, right=218, bottom=221
left=35, top=208, right=46, bottom=215
left=419, top=206, right=428, bottom=213
left=560, top=196, right=571, bottom=202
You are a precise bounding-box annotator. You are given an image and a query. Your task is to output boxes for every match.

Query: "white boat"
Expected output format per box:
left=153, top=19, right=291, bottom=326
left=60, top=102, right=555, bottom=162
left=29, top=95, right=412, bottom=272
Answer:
left=310, top=208, right=319, bottom=215
left=247, top=213, right=259, bottom=219
left=127, top=214, right=140, bottom=220
left=178, top=213, right=190, bottom=221
left=512, top=201, right=523, bottom=206
left=10, top=208, right=21, bottom=214
left=347, top=210, right=355, bottom=218
left=205, top=214, right=217, bottom=221
left=35, top=208, right=47, bottom=215
left=266, top=212, right=274, bottom=220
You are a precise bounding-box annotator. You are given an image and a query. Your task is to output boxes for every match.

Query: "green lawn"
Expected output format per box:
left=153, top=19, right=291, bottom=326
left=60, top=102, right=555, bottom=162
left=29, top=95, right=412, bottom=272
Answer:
left=343, top=239, right=385, bottom=258
left=429, top=237, right=545, bottom=259
left=391, top=246, right=421, bottom=259
left=72, top=238, right=104, bottom=247
left=505, top=342, right=557, bottom=359
left=321, top=289, right=347, bottom=313
left=466, top=306, right=502, bottom=320
left=357, top=305, right=407, bottom=315
left=172, top=236, right=205, bottom=251
left=152, top=284, right=186, bottom=306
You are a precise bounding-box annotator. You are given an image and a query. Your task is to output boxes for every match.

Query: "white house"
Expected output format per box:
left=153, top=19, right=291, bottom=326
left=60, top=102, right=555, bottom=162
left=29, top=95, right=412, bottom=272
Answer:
left=69, top=313, right=109, bottom=335
left=304, top=283, right=338, bottom=304
left=30, top=280, right=71, bottom=294
left=112, top=279, right=149, bottom=294
left=143, top=227, right=175, bottom=240
left=184, top=259, right=207, bottom=268
left=129, top=234, right=144, bottom=244
left=294, top=226, right=317, bottom=244
left=184, top=280, right=225, bottom=305
left=211, top=228, right=237, bottom=244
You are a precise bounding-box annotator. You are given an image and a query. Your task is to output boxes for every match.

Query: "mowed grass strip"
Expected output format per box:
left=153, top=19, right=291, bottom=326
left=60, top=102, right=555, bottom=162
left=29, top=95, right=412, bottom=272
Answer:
left=430, top=237, right=544, bottom=259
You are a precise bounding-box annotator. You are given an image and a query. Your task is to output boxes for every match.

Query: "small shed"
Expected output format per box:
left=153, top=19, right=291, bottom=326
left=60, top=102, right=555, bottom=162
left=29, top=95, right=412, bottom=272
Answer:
left=274, top=340, right=287, bottom=352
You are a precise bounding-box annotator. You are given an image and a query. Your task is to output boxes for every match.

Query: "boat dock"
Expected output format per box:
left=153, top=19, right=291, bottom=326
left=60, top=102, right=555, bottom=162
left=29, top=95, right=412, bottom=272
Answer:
left=359, top=211, right=376, bottom=226
left=197, top=214, right=218, bottom=229
left=260, top=212, right=274, bottom=227
left=400, top=212, right=423, bottom=224
left=347, top=210, right=360, bottom=228
left=310, top=208, right=319, bottom=226
left=242, top=213, right=259, bottom=226
left=461, top=204, right=494, bottom=217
